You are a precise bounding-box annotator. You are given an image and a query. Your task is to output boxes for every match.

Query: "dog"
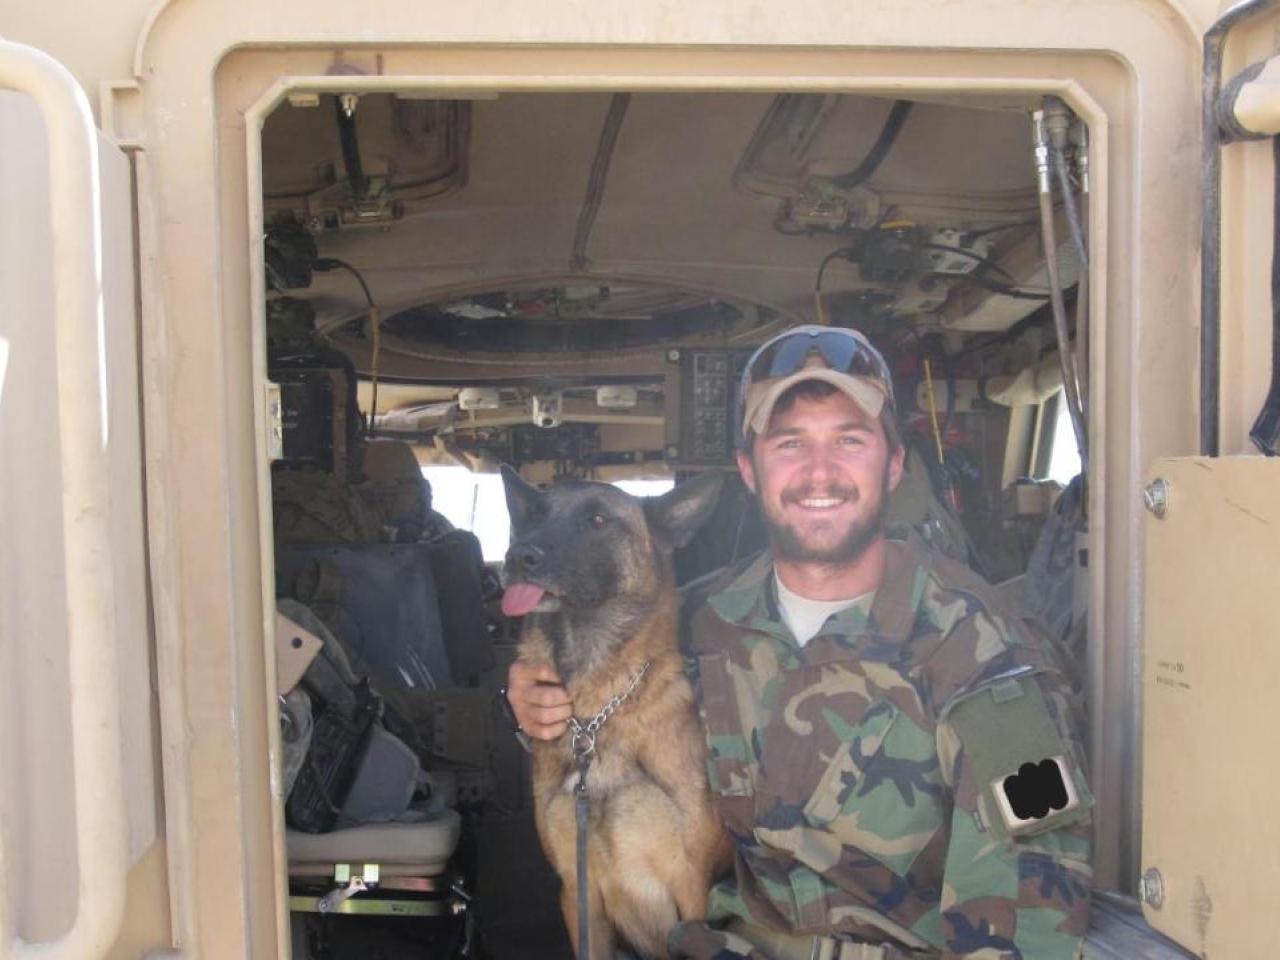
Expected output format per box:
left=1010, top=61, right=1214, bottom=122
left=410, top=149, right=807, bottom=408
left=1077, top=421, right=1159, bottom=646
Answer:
left=501, top=466, right=732, bottom=960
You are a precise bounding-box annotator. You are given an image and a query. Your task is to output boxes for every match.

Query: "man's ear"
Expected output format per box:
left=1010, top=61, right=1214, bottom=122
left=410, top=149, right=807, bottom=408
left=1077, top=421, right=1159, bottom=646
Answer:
left=643, top=471, right=724, bottom=548
left=736, top=448, right=757, bottom=495
left=886, top=443, right=906, bottom=494
left=501, top=463, right=544, bottom=533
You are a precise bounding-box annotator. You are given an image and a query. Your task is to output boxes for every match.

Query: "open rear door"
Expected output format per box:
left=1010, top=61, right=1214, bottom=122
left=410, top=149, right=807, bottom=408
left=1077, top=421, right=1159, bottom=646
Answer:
left=0, top=41, right=157, bottom=960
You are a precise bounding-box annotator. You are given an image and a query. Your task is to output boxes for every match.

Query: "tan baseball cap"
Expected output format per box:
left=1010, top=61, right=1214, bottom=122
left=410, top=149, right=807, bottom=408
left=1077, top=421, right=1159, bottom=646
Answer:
left=738, top=326, right=896, bottom=442
left=743, top=362, right=890, bottom=439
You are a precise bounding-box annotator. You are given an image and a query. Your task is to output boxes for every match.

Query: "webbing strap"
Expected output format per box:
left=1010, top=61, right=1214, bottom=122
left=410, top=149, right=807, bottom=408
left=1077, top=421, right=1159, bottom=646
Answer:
left=727, top=917, right=929, bottom=960
left=575, top=757, right=591, bottom=960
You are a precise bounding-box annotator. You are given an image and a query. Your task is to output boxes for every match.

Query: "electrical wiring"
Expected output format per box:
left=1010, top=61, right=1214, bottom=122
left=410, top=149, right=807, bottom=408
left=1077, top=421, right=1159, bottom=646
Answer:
left=810, top=232, right=1052, bottom=328
left=773, top=101, right=913, bottom=236
left=313, top=257, right=381, bottom=435
left=962, top=220, right=1038, bottom=240
left=920, top=241, right=1053, bottom=301
left=963, top=268, right=1052, bottom=302
left=814, top=246, right=857, bottom=324
left=919, top=242, right=1017, bottom=281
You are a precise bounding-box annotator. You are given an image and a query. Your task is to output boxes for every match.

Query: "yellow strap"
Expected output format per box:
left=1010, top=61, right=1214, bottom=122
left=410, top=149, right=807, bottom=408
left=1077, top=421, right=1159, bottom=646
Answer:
left=923, top=357, right=945, bottom=465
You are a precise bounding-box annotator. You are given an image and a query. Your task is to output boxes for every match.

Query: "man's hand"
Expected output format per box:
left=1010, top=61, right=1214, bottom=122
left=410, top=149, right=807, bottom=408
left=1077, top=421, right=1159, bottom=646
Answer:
left=506, top=659, right=573, bottom=740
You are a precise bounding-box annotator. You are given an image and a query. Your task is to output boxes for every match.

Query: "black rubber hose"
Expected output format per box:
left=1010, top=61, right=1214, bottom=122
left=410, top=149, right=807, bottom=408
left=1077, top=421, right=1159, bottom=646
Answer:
left=1055, top=150, right=1089, bottom=271
left=334, top=96, right=367, bottom=201
left=1249, top=134, right=1280, bottom=455
left=571, top=93, right=632, bottom=271
left=830, top=100, right=914, bottom=190
left=1038, top=163, right=1088, bottom=472
left=1202, top=0, right=1280, bottom=456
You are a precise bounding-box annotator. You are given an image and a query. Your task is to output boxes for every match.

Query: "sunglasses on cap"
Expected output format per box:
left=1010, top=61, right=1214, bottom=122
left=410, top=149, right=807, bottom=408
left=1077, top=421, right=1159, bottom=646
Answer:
left=739, top=325, right=896, bottom=405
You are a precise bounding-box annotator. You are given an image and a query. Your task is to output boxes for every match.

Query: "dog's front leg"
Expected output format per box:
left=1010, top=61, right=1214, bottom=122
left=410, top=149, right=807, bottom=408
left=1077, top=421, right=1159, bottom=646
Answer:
left=636, top=713, right=731, bottom=921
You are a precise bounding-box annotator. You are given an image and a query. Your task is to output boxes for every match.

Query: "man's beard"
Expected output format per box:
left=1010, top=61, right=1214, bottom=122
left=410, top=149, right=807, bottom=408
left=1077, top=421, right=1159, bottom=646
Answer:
left=760, top=463, right=891, bottom=565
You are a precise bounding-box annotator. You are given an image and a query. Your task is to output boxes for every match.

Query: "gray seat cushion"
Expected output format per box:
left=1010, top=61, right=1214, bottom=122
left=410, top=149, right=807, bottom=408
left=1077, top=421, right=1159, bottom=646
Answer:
left=286, top=809, right=461, bottom=875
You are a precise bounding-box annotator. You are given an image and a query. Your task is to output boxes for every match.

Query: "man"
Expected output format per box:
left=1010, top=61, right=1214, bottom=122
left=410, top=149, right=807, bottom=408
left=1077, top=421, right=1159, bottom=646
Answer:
left=506, top=326, right=1093, bottom=959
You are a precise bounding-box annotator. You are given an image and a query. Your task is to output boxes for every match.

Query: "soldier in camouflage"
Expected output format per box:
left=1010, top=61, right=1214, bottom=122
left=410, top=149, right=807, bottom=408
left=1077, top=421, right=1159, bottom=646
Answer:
left=507, top=326, right=1092, bottom=959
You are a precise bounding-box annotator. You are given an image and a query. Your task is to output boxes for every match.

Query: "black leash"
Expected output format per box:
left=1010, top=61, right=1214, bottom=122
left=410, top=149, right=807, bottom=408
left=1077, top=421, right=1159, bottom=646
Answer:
left=565, top=660, right=651, bottom=960
left=573, top=746, right=593, bottom=960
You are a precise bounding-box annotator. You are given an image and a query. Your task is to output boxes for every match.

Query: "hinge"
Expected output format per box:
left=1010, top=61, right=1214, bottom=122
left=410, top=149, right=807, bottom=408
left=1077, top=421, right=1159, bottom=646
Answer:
left=265, top=382, right=283, bottom=461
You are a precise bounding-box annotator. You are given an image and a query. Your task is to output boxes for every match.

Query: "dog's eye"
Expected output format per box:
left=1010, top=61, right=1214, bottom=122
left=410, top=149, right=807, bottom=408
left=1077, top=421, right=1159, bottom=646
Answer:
left=588, top=513, right=608, bottom=529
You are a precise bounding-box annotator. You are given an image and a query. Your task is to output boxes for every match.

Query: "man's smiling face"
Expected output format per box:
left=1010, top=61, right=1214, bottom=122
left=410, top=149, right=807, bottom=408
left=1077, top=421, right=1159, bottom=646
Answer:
left=737, top=384, right=904, bottom=565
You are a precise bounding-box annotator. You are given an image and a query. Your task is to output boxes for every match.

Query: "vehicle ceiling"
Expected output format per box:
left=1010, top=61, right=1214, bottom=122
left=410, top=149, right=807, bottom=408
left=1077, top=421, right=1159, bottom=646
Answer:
left=261, top=90, right=1064, bottom=430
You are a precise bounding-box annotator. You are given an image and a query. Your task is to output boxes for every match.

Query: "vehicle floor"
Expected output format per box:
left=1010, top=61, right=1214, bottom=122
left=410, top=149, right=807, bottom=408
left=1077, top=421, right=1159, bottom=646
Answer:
left=475, top=799, right=574, bottom=960
left=1083, top=893, right=1197, bottom=959
left=292, top=861, right=1192, bottom=960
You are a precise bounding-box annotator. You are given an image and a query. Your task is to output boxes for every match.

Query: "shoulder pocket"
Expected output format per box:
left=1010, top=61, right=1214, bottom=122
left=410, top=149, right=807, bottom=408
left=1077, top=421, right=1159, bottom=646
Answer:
left=945, top=671, right=1093, bottom=840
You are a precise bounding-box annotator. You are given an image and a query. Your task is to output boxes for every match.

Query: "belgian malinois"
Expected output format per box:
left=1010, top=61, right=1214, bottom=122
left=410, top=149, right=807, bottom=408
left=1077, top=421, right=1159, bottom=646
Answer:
left=500, top=467, right=732, bottom=960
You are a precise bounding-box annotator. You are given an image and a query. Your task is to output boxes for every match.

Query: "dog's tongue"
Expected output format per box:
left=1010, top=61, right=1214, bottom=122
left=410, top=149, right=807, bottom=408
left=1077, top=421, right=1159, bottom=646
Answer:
left=502, top=583, right=547, bottom=617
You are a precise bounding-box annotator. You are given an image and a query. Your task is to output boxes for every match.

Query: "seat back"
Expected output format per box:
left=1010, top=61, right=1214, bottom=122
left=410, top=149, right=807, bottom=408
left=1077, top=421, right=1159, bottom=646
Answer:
left=276, top=543, right=454, bottom=697
left=425, top=529, right=494, bottom=686
left=358, top=439, right=433, bottom=541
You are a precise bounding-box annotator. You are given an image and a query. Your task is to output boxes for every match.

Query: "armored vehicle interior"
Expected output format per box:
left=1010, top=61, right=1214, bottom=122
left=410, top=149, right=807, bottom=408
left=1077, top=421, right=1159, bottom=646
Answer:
left=258, top=88, right=1181, bottom=959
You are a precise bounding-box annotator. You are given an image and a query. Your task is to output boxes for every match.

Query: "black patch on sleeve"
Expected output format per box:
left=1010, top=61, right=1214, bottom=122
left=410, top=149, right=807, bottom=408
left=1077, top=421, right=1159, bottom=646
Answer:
left=1001, top=758, right=1070, bottom=821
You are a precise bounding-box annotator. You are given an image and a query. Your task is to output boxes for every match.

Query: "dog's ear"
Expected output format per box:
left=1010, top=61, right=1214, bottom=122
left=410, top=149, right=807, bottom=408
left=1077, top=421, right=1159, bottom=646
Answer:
left=501, top=464, right=544, bottom=533
left=644, top=471, right=724, bottom=548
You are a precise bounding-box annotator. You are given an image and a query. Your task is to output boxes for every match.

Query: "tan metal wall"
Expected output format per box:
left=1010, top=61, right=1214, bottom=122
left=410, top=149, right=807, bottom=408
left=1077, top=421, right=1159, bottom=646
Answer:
left=0, top=81, right=166, bottom=957
left=1141, top=456, right=1280, bottom=958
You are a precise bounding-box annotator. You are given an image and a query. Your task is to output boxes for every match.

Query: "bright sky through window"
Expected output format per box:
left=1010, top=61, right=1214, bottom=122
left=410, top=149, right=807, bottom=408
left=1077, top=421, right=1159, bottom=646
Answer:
left=422, top=466, right=675, bottom=562
left=1045, top=392, right=1083, bottom=486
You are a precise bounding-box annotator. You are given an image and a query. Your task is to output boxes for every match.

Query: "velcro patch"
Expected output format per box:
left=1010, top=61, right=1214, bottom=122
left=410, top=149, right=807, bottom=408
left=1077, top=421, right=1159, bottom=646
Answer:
left=992, top=754, right=1082, bottom=835
left=946, top=673, right=1093, bottom=839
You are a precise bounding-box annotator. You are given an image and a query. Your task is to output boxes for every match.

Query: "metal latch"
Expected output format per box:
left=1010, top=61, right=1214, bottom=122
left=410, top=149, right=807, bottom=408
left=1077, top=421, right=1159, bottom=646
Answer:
left=316, top=862, right=380, bottom=913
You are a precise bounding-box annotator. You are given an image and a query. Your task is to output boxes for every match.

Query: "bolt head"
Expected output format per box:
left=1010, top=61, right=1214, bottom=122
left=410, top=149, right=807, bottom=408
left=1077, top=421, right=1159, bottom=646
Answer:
left=1143, top=478, right=1170, bottom=518
left=1140, top=867, right=1165, bottom=909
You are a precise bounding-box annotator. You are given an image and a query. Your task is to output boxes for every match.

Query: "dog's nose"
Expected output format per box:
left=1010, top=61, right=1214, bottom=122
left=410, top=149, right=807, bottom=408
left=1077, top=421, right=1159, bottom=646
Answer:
left=507, top=543, right=544, bottom=573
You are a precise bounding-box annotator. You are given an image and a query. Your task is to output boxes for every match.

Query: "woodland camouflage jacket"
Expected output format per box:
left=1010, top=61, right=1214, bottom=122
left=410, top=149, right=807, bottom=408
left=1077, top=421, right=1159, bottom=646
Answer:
left=671, top=534, right=1093, bottom=959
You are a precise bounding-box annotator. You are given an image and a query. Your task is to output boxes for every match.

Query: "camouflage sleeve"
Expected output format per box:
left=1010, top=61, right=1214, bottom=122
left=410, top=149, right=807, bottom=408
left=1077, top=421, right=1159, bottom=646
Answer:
left=935, top=667, right=1093, bottom=959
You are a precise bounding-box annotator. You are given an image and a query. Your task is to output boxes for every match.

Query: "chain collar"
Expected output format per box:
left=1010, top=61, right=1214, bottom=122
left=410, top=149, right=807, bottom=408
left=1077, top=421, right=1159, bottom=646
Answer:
left=568, top=660, right=652, bottom=764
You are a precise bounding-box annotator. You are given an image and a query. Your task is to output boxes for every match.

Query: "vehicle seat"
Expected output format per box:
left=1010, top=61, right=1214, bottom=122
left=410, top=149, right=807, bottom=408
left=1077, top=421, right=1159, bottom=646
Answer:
left=425, top=528, right=495, bottom=687
left=285, top=811, right=467, bottom=921
left=276, top=542, right=454, bottom=708
left=279, top=598, right=468, bottom=919
left=358, top=438, right=434, bottom=541
left=287, top=813, right=462, bottom=879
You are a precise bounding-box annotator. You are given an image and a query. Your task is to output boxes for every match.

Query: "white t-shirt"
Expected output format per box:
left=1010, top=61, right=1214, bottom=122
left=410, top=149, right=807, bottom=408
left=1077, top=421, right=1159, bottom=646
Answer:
left=774, top=573, right=874, bottom=647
